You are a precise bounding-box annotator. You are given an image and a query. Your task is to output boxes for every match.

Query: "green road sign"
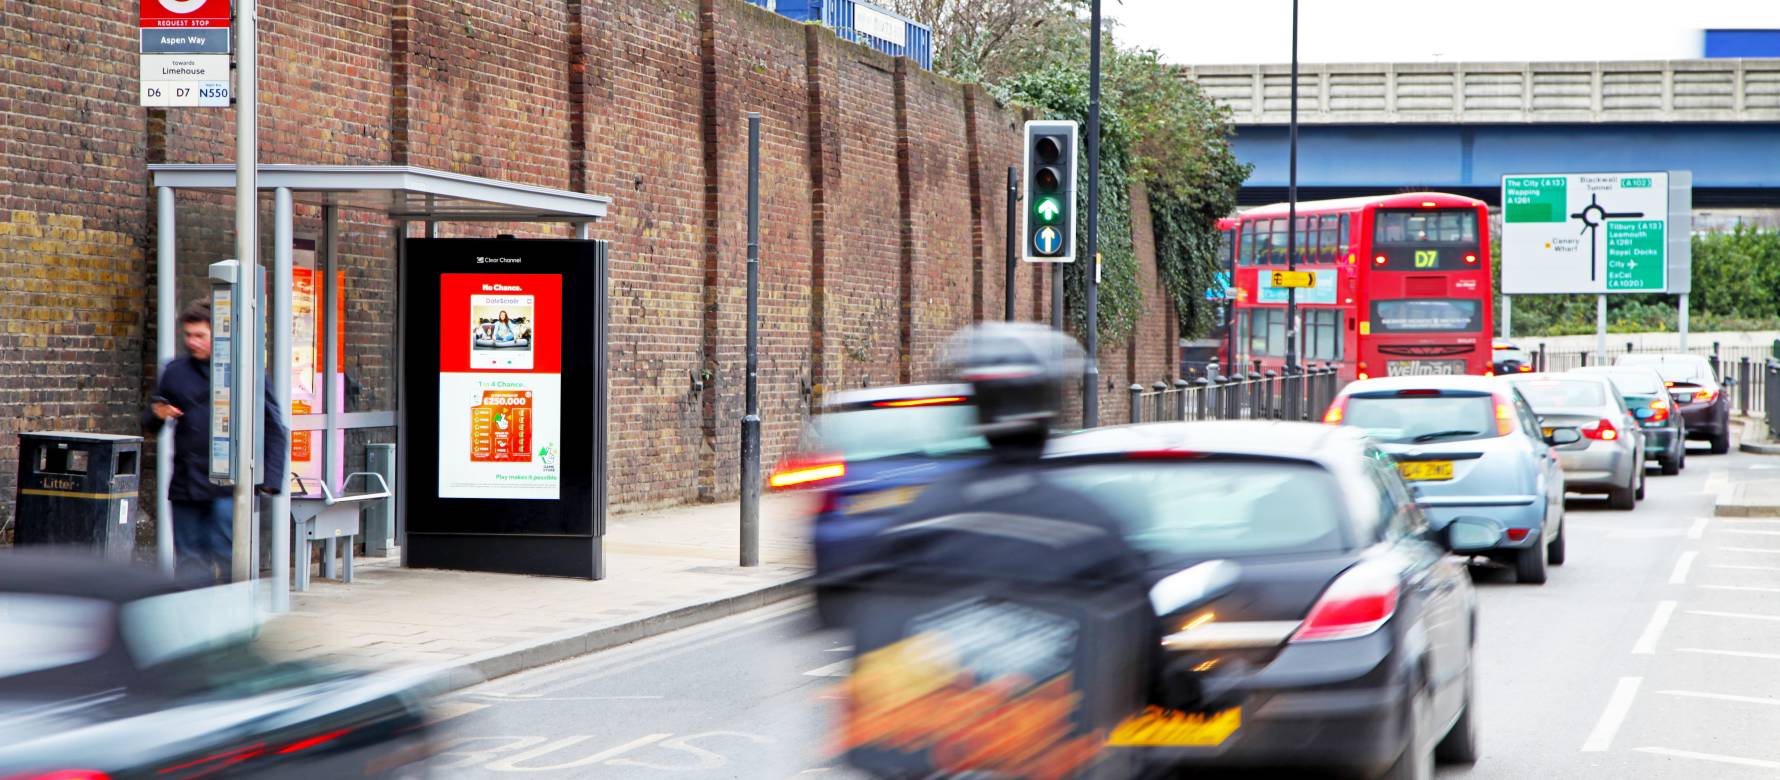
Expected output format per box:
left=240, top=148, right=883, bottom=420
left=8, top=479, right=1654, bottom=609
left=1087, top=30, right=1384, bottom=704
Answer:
left=1605, top=220, right=1665, bottom=291
left=1504, top=176, right=1568, bottom=223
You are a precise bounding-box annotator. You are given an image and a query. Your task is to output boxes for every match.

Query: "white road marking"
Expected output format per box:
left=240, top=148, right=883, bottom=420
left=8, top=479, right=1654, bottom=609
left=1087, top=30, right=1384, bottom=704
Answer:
left=1581, top=677, right=1643, bottom=752
left=1677, top=647, right=1780, bottom=661
left=1721, top=528, right=1780, bottom=536
left=1633, top=747, right=1780, bottom=771
left=1657, top=689, right=1780, bottom=707
left=804, top=660, right=851, bottom=677
left=1669, top=551, right=1698, bottom=585
left=1709, top=564, right=1780, bottom=572
left=1632, top=601, right=1677, bottom=655
left=1687, top=517, right=1709, bottom=539
left=1700, top=584, right=1780, bottom=594
left=1752, top=464, right=1780, bottom=471
left=1688, top=609, right=1780, bottom=622
left=1704, top=470, right=1729, bottom=497
left=1718, top=546, right=1780, bottom=554
left=427, top=701, right=492, bottom=725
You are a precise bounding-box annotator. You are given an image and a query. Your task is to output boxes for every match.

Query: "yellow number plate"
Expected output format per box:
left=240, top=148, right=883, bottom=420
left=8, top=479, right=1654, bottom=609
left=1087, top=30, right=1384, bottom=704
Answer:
left=1398, top=461, right=1454, bottom=481
left=1108, top=706, right=1241, bottom=747
left=843, top=485, right=922, bottom=515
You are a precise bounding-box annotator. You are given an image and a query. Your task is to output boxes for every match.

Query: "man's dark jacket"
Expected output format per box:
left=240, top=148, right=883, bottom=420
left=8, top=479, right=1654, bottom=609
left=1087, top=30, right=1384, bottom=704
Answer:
left=140, top=356, right=287, bottom=500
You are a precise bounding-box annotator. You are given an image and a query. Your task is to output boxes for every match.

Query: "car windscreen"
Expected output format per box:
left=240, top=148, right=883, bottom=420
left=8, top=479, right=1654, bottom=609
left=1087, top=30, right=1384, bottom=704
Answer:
left=1049, top=460, right=1347, bottom=560
left=1495, top=348, right=1530, bottom=363
left=812, top=404, right=988, bottom=461
left=1341, top=393, right=1498, bottom=444
left=1511, top=380, right=1606, bottom=410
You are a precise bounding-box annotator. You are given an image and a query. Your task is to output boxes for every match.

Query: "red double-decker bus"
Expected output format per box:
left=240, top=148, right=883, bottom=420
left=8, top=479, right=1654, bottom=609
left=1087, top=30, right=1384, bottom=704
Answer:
left=1228, top=192, right=1492, bottom=381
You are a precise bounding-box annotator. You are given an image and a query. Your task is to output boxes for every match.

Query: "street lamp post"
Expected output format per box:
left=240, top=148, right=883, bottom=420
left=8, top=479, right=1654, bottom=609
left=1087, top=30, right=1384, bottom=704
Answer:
left=1082, top=0, right=1103, bottom=425
left=1284, top=0, right=1300, bottom=374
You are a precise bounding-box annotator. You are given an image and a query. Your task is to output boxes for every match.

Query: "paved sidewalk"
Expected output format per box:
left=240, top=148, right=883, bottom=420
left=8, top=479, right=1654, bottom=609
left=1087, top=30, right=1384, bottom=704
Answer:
left=255, top=493, right=817, bottom=688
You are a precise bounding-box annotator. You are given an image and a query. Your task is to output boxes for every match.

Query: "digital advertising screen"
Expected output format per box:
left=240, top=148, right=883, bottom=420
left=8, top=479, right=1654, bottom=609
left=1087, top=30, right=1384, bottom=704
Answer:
left=436, top=273, right=563, bottom=500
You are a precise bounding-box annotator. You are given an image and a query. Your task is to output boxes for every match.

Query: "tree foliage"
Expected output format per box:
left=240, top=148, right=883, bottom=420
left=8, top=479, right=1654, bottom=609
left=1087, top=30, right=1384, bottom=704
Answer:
left=884, top=0, right=1089, bottom=85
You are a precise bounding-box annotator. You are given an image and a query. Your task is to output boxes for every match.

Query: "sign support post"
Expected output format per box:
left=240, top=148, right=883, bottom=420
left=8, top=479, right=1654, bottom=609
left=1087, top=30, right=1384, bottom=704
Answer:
left=1596, top=294, right=1608, bottom=366
left=1679, top=293, right=1689, bottom=351
left=230, top=0, right=258, bottom=584
left=1502, top=295, right=1512, bottom=339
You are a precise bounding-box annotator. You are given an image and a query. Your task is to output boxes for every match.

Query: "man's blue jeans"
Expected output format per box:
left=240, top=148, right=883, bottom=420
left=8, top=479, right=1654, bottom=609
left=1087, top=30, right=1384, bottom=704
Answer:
left=171, top=498, right=232, bottom=586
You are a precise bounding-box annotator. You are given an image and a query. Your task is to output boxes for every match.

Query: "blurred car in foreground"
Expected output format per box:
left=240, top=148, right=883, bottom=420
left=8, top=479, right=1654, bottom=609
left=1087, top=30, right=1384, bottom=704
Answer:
left=1505, top=372, right=1645, bottom=509
left=1614, top=353, right=1733, bottom=454
left=1324, top=375, right=1571, bottom=583
left=1573, top=365, right=1687, bottom=474
left=1491, top=340, right=1535, bottom=375
left=1043, top=421, right=1495, bottom=779
left=0, top=552, right=437, bottom=779
left=769, top=383, right=987, bottom=623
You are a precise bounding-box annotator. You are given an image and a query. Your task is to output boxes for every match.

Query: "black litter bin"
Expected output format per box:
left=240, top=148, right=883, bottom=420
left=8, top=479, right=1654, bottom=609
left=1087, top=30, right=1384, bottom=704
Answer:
left=14, top=432, right=142, bottom=561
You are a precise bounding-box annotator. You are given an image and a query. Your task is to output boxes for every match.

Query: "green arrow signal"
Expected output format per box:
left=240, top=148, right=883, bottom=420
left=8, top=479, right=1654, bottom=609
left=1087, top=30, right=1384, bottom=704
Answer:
left=1035, top=197, right=1061, bottom=222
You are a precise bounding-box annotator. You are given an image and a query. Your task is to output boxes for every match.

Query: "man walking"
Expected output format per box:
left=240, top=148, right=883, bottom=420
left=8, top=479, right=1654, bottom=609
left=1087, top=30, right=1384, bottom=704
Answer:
left=143, top=299, right=288, bottom=586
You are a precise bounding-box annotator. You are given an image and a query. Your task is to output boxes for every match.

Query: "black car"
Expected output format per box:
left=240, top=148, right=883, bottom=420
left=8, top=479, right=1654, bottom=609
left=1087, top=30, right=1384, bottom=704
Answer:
left=0, top=553, right=438, bottom=779
left=1614, top=353, right=1733, bottom=454
left=1033, top=422, right=1495, bottom=779
left=1492, top=340, right=1535, bottom=375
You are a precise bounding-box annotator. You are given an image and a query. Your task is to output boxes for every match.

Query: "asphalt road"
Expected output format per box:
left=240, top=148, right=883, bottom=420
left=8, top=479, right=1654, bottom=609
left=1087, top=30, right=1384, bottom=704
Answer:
left=426, top=443, right=1780, bottom=779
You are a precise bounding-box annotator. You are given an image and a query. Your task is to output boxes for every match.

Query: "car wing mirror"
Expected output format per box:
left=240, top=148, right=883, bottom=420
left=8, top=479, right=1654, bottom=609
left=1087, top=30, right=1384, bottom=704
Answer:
left=1546, top=428, right=1581, bottom=445
left=1150, top=560, right=1240, bottom=617
left=1444, top=516, right=1506, bottom=554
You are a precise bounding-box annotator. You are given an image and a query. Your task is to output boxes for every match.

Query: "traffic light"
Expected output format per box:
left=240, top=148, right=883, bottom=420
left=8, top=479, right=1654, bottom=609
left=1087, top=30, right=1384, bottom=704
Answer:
left=1022, top=120, right=1078, bottom=263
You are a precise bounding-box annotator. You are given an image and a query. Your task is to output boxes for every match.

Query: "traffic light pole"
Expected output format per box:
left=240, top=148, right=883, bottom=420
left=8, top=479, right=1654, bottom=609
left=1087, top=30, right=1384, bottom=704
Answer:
left=1284, top=0, right=1300, bottom=373
left=1082, top=0, right=1103, bottom=426
left=1005, top=166, right=1017, bottom=321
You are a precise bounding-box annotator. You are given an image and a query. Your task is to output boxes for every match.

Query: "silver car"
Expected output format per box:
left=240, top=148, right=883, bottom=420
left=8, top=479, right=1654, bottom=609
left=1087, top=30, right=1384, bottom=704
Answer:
left=1326, top=374, right=1571, bottom=584
left=1504, top=372, right=1646, bottom=510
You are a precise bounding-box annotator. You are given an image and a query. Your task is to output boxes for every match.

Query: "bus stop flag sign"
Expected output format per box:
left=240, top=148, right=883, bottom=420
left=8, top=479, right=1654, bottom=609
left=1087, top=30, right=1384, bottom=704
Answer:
left=1500, top=171, right=1691, bottom=295
left=139, top=0, right=232, bottom=108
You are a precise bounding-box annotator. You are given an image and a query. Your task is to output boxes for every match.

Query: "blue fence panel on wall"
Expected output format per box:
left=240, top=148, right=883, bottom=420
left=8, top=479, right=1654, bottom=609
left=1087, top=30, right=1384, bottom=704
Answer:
left=747, top=0, right=932, bottom=70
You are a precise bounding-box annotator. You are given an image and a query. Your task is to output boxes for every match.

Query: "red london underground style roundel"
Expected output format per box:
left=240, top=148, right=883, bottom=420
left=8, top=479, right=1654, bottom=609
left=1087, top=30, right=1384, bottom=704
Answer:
left=140, top=0, right=232, bottom=28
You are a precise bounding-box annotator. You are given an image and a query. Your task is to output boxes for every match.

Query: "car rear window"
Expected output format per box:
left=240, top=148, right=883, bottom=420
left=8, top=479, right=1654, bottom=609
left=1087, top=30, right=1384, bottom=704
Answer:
left=1511, top=380, right=1605, bottom=409
left=1341, top=393, right=1498, bottom=444
left=812, top=404, right=987, bottom=461
left=0, top=593, right=113, bottom=679
left=1601, top=371, right=1664, bottom=395
left=1617, top=356, right=1712, bottom=384
left=1050, top=461, right=1347, bottom=560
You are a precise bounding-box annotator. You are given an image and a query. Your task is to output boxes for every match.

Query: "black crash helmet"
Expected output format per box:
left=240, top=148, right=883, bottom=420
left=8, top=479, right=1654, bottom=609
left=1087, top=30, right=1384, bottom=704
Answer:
left=943, top=322, right=1084, bottom=441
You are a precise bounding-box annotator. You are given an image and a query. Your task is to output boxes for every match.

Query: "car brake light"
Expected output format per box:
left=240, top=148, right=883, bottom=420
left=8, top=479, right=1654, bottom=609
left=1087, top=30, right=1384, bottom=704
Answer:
left=1664, top=381, right=1675, bottom=387
left=16, top=773, right=111, bottom=780
left=1648, top=399, right=1670, bottom=422
left=1293, top=561, right=1400, bottom=643
left=1357, top=372, right=1370, bottom=380
left=1464, top=254, right=1478, bottom=264
left=1323, top=395, right=1349, bottom=424
left=1494, top=395, right=1515, bottom=435
left=1373, top=255, right=1387, bottom=265
left=768, top=456, right=846, bottom=489
left=1582, top=419, right=1619, bottom=441
left=276, top=728, right=353, bottom=755
left=1692, top=389, right=1718, bottom=403
left=1518, top=365, right=1532, bottom=372
left=872, top=396, right=967, bottom=408
left=1506, top=528, right=1531, bottom=542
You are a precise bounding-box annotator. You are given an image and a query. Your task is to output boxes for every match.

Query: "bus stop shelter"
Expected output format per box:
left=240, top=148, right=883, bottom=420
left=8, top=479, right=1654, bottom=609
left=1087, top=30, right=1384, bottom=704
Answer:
left=148, top=164, right=610, bottom=611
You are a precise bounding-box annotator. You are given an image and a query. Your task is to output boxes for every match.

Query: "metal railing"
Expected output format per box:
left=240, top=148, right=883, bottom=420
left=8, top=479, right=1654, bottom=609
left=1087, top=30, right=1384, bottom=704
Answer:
left=1128, top=363, right=1344, bottom=425
left=1534, top=340, right=1779, bottom=375
left=1533, top=340, right=1775, bottom=417
left=1766, top=360, right=1780, bottom=439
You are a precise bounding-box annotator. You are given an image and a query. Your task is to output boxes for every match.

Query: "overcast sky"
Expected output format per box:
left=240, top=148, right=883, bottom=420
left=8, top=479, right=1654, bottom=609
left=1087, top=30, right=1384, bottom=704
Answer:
left=1105, top=0, right=1780, bottom=65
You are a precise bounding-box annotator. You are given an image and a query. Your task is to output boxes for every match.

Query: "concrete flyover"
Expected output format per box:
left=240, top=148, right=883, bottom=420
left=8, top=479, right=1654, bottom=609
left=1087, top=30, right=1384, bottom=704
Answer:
left=1181, top=60, right=1780, bottom=207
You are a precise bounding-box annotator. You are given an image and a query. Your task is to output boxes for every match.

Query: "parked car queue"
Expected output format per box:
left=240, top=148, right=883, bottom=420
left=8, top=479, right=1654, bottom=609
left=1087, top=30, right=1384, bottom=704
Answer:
left=776, top=337, right=1734, bottom=780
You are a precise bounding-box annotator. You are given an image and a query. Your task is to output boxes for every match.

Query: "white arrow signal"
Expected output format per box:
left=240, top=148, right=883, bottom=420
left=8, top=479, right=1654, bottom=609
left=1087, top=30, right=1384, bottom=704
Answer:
left=1036, top=198, right=1060, bottom=221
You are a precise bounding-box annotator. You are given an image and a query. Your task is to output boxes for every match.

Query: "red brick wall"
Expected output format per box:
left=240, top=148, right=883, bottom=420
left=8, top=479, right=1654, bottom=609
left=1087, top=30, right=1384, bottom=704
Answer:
left=0, top=0, right=1181, bottom=537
